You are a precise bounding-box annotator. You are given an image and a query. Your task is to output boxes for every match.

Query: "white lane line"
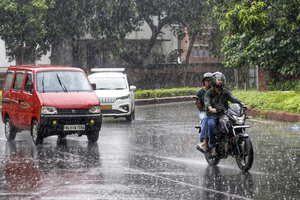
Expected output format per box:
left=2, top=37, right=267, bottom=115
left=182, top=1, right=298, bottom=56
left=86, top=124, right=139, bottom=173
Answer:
left=126, top=167, right=253, bottom=200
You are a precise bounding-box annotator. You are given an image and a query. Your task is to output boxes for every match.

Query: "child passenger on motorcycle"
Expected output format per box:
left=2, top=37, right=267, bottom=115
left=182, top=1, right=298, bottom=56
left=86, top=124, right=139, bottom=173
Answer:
left=204, top=72, right=250, bottom=157
left=192, top=72, right=213, bottom=151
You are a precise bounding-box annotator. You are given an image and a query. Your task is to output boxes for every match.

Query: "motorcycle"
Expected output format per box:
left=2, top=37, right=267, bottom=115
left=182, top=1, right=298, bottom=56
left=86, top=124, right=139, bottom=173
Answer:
left=196, top=103, right=254, bottom=172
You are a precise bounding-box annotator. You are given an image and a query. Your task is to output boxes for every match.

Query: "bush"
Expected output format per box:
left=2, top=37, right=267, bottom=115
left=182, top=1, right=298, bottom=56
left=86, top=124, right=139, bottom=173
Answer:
left=232, top=90, right=300, bottom=114
left=134, top=87, right=200, bottom=99
left=135, top=88, right=300, bottom=114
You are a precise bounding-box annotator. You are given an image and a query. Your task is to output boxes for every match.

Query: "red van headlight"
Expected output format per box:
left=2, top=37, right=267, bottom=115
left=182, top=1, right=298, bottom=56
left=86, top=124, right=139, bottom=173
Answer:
left=41, top=106, right=58, bottom=115
left=89, top=105, right=101, bottom=114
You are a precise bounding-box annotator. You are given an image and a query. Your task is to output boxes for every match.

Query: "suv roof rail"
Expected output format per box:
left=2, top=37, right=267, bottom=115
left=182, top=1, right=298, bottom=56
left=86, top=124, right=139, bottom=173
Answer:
left=91, top=68, right=125, bottom=73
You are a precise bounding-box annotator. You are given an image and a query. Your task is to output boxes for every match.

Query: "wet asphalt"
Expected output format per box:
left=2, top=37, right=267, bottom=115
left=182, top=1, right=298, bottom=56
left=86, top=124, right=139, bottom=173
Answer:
left=0, top=102, right=299, bottom=199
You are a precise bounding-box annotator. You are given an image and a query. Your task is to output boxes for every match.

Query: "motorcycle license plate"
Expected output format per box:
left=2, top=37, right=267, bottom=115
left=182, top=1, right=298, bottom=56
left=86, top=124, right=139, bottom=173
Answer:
left=64, top=125, right=85, bottom=131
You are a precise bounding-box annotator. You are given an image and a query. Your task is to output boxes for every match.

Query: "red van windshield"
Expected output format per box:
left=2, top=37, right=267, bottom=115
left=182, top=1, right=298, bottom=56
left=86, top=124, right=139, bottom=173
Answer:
left=36, top=71, right=92, bottom=93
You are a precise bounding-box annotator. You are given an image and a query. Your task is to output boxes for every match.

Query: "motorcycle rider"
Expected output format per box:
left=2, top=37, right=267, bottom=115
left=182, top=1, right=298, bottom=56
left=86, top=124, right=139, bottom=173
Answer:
left=192, top=72, right=213, bottom=151
left=204, top=72, right=250, bottom=157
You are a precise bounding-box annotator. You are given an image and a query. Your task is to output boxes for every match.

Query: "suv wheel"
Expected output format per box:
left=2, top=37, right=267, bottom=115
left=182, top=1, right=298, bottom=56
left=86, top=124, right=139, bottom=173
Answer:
left=5, top=118, right=17, bottom=141
left=126, top=111, right=135, bottom=122
left=31, top=119, right=44, bottom=145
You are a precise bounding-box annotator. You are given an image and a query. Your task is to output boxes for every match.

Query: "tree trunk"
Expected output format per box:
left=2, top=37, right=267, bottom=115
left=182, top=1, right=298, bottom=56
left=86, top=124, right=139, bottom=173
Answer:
left=181, top=31, right=198, bottom=87
left=50, top=38, right=73, bottom=66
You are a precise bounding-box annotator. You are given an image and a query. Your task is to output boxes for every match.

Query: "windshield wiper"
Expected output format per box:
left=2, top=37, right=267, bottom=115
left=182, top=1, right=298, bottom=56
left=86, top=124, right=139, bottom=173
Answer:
left=56, top=73, right=68, bottom=92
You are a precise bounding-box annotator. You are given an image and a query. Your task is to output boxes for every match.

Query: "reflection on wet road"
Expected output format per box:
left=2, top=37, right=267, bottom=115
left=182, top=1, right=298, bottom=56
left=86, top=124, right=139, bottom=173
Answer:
left=0, top=102, right=299, bottom=199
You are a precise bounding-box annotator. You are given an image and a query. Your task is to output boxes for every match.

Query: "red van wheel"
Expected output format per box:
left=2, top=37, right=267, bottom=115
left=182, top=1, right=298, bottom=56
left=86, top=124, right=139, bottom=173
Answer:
left=5, top=118, right=16, bottom=141
left=31, top=119, right=44, bottom=145
left=87, top=131, right=99, bottom=143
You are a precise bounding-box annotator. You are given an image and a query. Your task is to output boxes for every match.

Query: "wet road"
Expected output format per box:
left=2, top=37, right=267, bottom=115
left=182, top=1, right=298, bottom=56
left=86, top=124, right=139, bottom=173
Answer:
left=0, top=102, right=299, bottom=199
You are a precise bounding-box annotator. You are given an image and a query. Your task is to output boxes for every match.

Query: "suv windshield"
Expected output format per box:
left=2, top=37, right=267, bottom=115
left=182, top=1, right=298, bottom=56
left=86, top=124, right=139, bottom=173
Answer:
left=36, top=71, right=92, bottom=93
left=89, top=77, right=127, bottom=90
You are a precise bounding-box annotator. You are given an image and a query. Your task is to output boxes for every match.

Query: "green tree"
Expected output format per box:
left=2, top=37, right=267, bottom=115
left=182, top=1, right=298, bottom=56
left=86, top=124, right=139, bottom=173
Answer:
left=89, top=0, right=211, bottom=66
left=0, top=0, right=53, bottom=64
left=45, top=0, right=97, bottom=65
left=208, top=0, right=300, bottom=80
left=88, top=0, right=137, bottom=64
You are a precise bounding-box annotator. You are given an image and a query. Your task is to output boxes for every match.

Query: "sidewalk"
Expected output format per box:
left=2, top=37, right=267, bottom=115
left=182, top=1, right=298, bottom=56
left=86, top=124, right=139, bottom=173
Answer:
left=136, top=96, right=300, bottom=123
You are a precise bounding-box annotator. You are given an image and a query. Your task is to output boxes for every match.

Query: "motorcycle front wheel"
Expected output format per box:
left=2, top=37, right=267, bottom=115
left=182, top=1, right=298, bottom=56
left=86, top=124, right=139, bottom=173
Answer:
left=235, top=137, right=254, bottom=172
left=205, top=154, right=220, bottom=166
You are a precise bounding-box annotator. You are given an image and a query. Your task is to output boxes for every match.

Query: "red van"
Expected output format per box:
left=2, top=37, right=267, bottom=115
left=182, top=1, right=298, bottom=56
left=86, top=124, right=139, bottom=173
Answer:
left=2, top=65, right=102, bottom=145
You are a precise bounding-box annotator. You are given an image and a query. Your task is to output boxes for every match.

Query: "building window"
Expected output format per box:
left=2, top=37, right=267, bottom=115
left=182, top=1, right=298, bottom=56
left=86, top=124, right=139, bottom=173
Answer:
left=205, top=46, right=209, bottom=57
left=193, top=46, right=198, bottom=57
left=199, top=46, right=204, bottom=57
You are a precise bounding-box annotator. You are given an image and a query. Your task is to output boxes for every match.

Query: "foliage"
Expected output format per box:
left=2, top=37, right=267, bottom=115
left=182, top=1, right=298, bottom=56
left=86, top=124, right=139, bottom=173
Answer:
left=0, top=0, right=54, bottom=64
left=171, top=0, right=221, bottom=64
left=134, top=87, right=199, bottom=99
left=232, top=90, right=300, bottom=114
left=267, top=80, right=300, bottom=92
left=89, top=0, right=211, bottom=66
left=0, top=0, right=97, bottom=64
left=46, top=0, right=95, bottom=43
left=134, top=87, right=300, bottom=114
left=1, top=0, right=213, bottom=66
left=208, top=0, right=300, bottom=78
left=88, top=0, right=137, bottom=59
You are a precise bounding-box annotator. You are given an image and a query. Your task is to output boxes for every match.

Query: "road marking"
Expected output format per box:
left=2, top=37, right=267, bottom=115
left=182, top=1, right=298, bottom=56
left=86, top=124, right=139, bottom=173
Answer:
left=126, top=167, right=253, bottom=200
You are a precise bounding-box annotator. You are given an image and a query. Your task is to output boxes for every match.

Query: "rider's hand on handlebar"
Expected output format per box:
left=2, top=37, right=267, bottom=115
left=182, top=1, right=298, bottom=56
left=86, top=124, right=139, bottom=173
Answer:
left=245, top=104, right=251, bottom=111
left=241, top=103, right=251, bottom=111
left=209, top=108, right=217, bottom=113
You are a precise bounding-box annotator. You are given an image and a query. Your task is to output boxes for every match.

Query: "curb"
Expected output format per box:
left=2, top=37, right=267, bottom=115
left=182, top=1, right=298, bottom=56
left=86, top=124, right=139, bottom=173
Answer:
left=135, top=97, right=300, bottom=123
left=246, top=109, right=300, bottom=123
left=135, top=96, right=194, bottom=106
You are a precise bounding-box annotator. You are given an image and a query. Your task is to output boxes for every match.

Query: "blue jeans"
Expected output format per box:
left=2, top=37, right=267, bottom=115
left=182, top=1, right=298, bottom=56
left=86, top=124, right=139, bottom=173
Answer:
left=207, top=116, right=218, bottom=148
left=199, top=111, right=208, bottom=139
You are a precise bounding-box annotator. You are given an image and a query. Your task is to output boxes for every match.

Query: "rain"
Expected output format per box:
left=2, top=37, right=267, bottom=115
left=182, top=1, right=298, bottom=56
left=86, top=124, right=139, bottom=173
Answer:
left=0, top=102, right=299, bottom=199
left=1, top=0, right=300, bottom=199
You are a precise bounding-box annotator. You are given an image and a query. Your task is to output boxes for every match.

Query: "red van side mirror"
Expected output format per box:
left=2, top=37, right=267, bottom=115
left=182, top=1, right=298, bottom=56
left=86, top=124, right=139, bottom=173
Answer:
left=25, top=83, right=33, bottom=93
left=91, top=83, right=96, bottom=90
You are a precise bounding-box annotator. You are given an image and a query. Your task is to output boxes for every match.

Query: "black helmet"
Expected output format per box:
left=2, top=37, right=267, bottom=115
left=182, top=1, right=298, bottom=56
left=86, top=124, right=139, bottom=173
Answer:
left=202, top=72, right=212, bottom=85
left=212, top=72, right=226, bottom=89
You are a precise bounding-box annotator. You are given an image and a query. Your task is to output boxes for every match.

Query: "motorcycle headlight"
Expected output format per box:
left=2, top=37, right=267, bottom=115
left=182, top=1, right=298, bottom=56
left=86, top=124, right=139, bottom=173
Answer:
left=116, top=94, right=129, bottom=100
left=41, top=106, right=58, bottom=115
left=233, top=114, right=245, bottom=125
left=89, top=105, right=101, bottom=114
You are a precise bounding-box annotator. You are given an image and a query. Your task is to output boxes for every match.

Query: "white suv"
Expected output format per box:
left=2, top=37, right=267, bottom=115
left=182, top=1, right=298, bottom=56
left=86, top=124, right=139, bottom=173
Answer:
left=88, top=68, right=136, bottom=122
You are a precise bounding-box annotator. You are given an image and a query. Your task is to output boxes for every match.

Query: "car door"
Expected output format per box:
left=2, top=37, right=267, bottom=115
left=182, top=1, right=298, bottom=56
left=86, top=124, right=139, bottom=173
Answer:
left=11, top=71, right=26, bottom=128
left=2, top=70, right=15, bottom=122
left=20, top=71, right=35, bottom=129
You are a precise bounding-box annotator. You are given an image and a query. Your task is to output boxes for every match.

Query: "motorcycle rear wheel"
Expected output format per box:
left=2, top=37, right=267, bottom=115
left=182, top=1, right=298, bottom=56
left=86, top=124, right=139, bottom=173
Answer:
left=205, top=154, right=221, bottom=166
left=235, top=137, right=253, bottom=172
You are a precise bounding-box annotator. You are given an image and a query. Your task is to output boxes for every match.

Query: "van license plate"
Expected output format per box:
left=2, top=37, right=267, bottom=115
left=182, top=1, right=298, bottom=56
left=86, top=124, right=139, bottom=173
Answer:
left=64, top=125, right=85, bottom=131
left=101, top=105, right=112, bottom=109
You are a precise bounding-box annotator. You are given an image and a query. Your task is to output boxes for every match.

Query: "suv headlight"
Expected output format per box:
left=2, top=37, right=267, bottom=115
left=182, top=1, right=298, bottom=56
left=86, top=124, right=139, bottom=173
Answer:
left=41, top=106, right=58, bottom=115
left=233, top=114, right=245, bottom=125
left=116, top=94, right=129, bottom=100
left=89, top=105, right=101, bottom=114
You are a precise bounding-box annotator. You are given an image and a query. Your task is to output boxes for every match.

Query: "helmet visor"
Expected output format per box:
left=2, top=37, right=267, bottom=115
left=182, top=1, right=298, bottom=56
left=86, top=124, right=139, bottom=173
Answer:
left=214, top=74, right=226, bottom=85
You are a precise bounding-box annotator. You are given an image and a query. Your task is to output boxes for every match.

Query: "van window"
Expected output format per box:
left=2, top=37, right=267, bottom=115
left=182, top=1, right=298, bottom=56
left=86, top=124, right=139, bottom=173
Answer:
left=36, top=71, right=92, bottom=92
left=24, top=72, right=33, bottom=94
left=3, top=71, right=14, bottom=90
left=13, top=72, right=25, bottom=92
